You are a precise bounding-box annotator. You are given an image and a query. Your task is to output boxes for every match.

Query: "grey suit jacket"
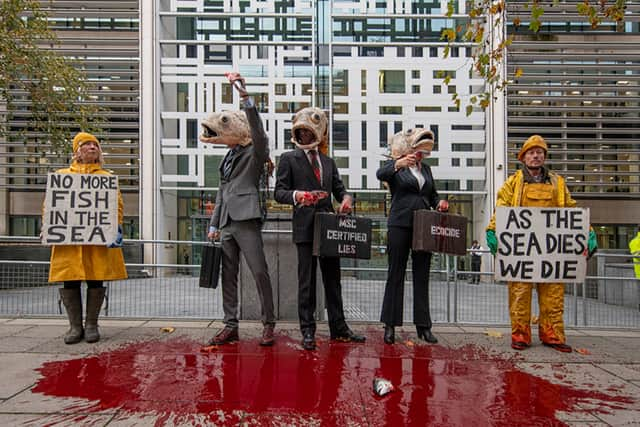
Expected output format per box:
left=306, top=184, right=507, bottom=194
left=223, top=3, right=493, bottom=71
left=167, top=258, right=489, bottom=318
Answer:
left=209, top=104, right=268, bottom=230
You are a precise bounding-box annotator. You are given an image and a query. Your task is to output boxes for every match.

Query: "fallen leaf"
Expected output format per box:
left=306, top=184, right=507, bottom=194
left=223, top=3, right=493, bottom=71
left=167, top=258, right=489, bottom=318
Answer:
left=200, top=345, right=218, bottom=353
left=405, top=340, right=415, bottom=347
left=575, top=348, right=591, bottom=355
left=485, top=330, right=504, bottom=338
left=531, top=315, right=539, bottom=324
left=160, top=327, right=175, bottom=333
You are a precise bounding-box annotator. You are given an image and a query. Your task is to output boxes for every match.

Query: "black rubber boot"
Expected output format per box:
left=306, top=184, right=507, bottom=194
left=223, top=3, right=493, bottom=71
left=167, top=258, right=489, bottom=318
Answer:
left=59, top=288, right=84, bottom=344
left=85, top=287, right=106, bottom=343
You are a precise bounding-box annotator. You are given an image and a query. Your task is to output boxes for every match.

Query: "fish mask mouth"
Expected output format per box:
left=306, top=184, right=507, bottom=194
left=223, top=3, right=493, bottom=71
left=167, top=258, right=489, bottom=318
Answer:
left=291, top=107, right=327, bottom=151
left=410, top=129, right=435, bottom=152
left=199, top=111, right=252, bottom=147
left=293, top=126, right=321, bottom=150
left=201, top=124, right=218, bottom=139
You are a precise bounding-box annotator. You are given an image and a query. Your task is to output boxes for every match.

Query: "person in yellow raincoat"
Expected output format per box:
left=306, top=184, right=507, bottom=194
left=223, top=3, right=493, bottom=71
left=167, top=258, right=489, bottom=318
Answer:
left=630, top=229, right=640, bottom=279
left=47, top=132, right=128, bottom=344
left=485, top=135, right=597, bottom=353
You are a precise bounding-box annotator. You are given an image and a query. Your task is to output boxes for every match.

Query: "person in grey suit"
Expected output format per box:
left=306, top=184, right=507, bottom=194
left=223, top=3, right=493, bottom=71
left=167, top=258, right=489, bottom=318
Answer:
left=200, top=72, right=275, bottom=346
left=274, top=107, right=365, bottom=351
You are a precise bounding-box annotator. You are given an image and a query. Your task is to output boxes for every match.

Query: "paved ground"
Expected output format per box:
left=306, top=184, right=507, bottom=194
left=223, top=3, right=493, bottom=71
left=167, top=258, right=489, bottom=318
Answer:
left=0, top=317, right=639, bottom=426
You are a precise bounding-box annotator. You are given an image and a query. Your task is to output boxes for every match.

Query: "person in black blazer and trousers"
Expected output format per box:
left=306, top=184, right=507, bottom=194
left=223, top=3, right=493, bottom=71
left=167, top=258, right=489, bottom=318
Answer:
left=376, top=128, right=449, bottom=345
left=275, top=107, right=365, bottom=350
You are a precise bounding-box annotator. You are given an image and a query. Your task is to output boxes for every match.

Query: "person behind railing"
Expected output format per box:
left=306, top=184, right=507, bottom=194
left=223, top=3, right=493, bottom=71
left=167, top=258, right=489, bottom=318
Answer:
left=630, top=228, right=640, bottom=279
left=201, top=72, right=276, bottom=347
left=485, top=135, right=598, bottom=353
left=468, top=240, right=483, bottom=284
left=274, top=106, right=365, bottom=351
left=48, top=132, right=127, bottom=344
left=376, top=128, right=449, bottom=345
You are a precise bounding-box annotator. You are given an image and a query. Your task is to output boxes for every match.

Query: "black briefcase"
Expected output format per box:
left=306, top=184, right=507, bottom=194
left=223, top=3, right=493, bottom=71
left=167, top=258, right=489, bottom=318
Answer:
left=412, top=210, right=468, bottom=256
left=199, top=243, right=222, bottom=289
left=312, top=212, right=372, bottom=259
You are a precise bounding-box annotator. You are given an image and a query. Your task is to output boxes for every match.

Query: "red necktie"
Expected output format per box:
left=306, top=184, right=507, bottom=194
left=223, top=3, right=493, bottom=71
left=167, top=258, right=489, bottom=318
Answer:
left=309, top=150, right=321, bottom=184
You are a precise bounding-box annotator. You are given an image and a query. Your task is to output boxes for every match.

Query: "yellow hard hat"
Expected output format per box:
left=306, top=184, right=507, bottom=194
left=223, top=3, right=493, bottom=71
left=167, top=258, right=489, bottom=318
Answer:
left=517, top=135, right=547, bottom=161
left=72, top=132, right=100, bottom=153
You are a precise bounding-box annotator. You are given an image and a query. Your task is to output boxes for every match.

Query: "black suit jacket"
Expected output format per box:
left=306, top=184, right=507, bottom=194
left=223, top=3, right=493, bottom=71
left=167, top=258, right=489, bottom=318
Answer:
left=376, top=159, right=440, bottom=228
left=275, top=148, right=349, bottom=243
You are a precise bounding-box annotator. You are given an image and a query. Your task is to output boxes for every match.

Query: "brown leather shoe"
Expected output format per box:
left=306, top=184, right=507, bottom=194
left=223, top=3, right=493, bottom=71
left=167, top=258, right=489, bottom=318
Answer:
left=208, top=326, right=239, bottom=345
left=260, top=324, right=275, bottom=347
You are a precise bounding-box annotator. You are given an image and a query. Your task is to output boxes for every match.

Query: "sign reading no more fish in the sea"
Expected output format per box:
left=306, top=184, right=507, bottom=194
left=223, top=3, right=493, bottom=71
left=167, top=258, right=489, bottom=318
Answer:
left=42, top=173, right=119, bottom=245
left=495, top=207, right=589, bottom=283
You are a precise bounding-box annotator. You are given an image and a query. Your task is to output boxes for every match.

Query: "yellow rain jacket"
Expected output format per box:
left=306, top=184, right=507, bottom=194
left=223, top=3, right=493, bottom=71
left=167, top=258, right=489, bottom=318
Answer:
left=630, top=232, right=640, bottom=279
left=487, top=168, right=576, bottom=345
left=48, top=161, right=128, bottom=283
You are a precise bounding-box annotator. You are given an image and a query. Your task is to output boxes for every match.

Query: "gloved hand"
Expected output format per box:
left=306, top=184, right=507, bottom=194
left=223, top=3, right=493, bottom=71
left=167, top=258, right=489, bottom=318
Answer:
left=588, top=229, right=598, bottom=258
left=108, top=225, right=123, bottom=248
left=486, top=229, right=497, bottom=255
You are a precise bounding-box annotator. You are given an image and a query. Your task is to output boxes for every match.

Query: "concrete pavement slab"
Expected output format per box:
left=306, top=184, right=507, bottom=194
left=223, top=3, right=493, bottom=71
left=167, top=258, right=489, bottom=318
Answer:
left=0, top=324, right=33, bottom=337
left=0, top=413, right=114, bottom=427
left=0, top=318, right=637, bottom=426
left=0, top=386, right=117, bottom=416
left=0, top=353, right=65, bottom=400
left=0, top=336, right=50, bottom=353
left=12, top=325, right=66, bottom=339
left=596, top=364, right=640, bottom=381
left=581, top=329, right=640, bottom=338
left=98, top=319, right=147, bottom=328
left=6, top=318, right=68, bottom=326
left=143, top=320, right=212, bottom=329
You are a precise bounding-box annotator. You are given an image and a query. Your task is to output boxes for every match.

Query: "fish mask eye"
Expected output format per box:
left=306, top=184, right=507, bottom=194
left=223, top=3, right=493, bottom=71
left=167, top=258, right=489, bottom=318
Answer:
left=221, top=116, right=229, bottom=124
left=311, top=113, right=321, bottom=123
left=405, top=129, right=414, bottom=136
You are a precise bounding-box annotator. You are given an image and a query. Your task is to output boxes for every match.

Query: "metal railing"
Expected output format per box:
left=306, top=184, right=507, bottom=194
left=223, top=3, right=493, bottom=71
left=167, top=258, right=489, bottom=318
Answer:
left=0, top=237, right=638, bottom=328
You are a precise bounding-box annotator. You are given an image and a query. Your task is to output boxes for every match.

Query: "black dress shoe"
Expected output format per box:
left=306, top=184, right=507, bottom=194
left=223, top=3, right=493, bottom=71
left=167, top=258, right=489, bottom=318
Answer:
left=208, top=326, right=239, bottom=345
left=331, top=329, right=366, bottom=343
left=416, top=326, right=437, bottom=344
left=383, top=325, right=395, bottom=345
left=302, top=332, right=316, bottom=350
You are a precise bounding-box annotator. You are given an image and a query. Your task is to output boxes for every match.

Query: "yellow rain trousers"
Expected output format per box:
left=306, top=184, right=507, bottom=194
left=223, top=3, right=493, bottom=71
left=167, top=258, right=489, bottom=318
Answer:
left=488, top=170, right=576, bottom=345
left=47, top=161, right=128, bottom=283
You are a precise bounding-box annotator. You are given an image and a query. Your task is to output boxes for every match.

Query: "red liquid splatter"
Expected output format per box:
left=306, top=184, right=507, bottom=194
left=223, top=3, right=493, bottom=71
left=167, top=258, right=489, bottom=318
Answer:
left=31, top=333, right=634, bottom=426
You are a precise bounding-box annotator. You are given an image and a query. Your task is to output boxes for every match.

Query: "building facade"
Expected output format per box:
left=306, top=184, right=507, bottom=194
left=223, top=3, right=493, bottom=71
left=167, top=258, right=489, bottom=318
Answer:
left=0, top=1, right=140, bottom=237
left=141, top=0, right=488, bottom=264
left=506, top=1, right=640, bottom=249
left=2, top=1, right=639, bottom=267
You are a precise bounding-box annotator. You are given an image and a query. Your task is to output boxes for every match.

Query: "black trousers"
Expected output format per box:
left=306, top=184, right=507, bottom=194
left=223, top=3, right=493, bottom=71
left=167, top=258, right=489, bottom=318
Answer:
left=380, top=226, right=433, bottom=328
left=64, top=281, right=103, bottom=289
left=471, top=256, right=481, bottom=283
left=296, top=242, right=348, bottom=336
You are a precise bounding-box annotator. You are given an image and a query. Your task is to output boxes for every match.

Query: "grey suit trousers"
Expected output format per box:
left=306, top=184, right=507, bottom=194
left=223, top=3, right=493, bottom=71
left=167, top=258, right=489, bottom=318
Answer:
left=220, top=218, right=275, bottom=327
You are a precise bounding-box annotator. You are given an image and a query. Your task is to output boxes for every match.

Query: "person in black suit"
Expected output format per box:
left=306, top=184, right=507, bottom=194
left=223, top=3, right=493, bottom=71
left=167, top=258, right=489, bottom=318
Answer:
left=274, top=107, right=365, bottom=350
left=376, top=128, right=449, bottom=345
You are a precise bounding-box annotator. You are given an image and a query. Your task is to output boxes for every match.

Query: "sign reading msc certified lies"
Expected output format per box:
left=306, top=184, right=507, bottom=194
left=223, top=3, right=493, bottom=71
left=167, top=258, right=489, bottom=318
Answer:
left=313, top=213, right=372, bottom=259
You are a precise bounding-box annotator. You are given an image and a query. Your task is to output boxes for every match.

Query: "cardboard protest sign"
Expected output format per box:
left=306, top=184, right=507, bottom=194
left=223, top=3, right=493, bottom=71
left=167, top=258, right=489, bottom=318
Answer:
left=495, top=207, right=589, bottom=283
left=313, top=213, right=372, bottom=259
left=42, top=173, right=119, bottom=245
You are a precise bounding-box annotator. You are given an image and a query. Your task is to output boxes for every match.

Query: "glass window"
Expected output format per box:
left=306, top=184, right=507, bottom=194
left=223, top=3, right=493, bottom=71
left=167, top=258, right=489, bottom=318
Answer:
left=379, top=70, right=405, bottom=93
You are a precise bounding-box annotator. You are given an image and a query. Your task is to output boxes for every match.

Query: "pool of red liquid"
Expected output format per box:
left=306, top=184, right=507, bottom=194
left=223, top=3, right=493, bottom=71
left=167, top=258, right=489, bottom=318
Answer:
left=31, top=333, right=633, bottom=426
